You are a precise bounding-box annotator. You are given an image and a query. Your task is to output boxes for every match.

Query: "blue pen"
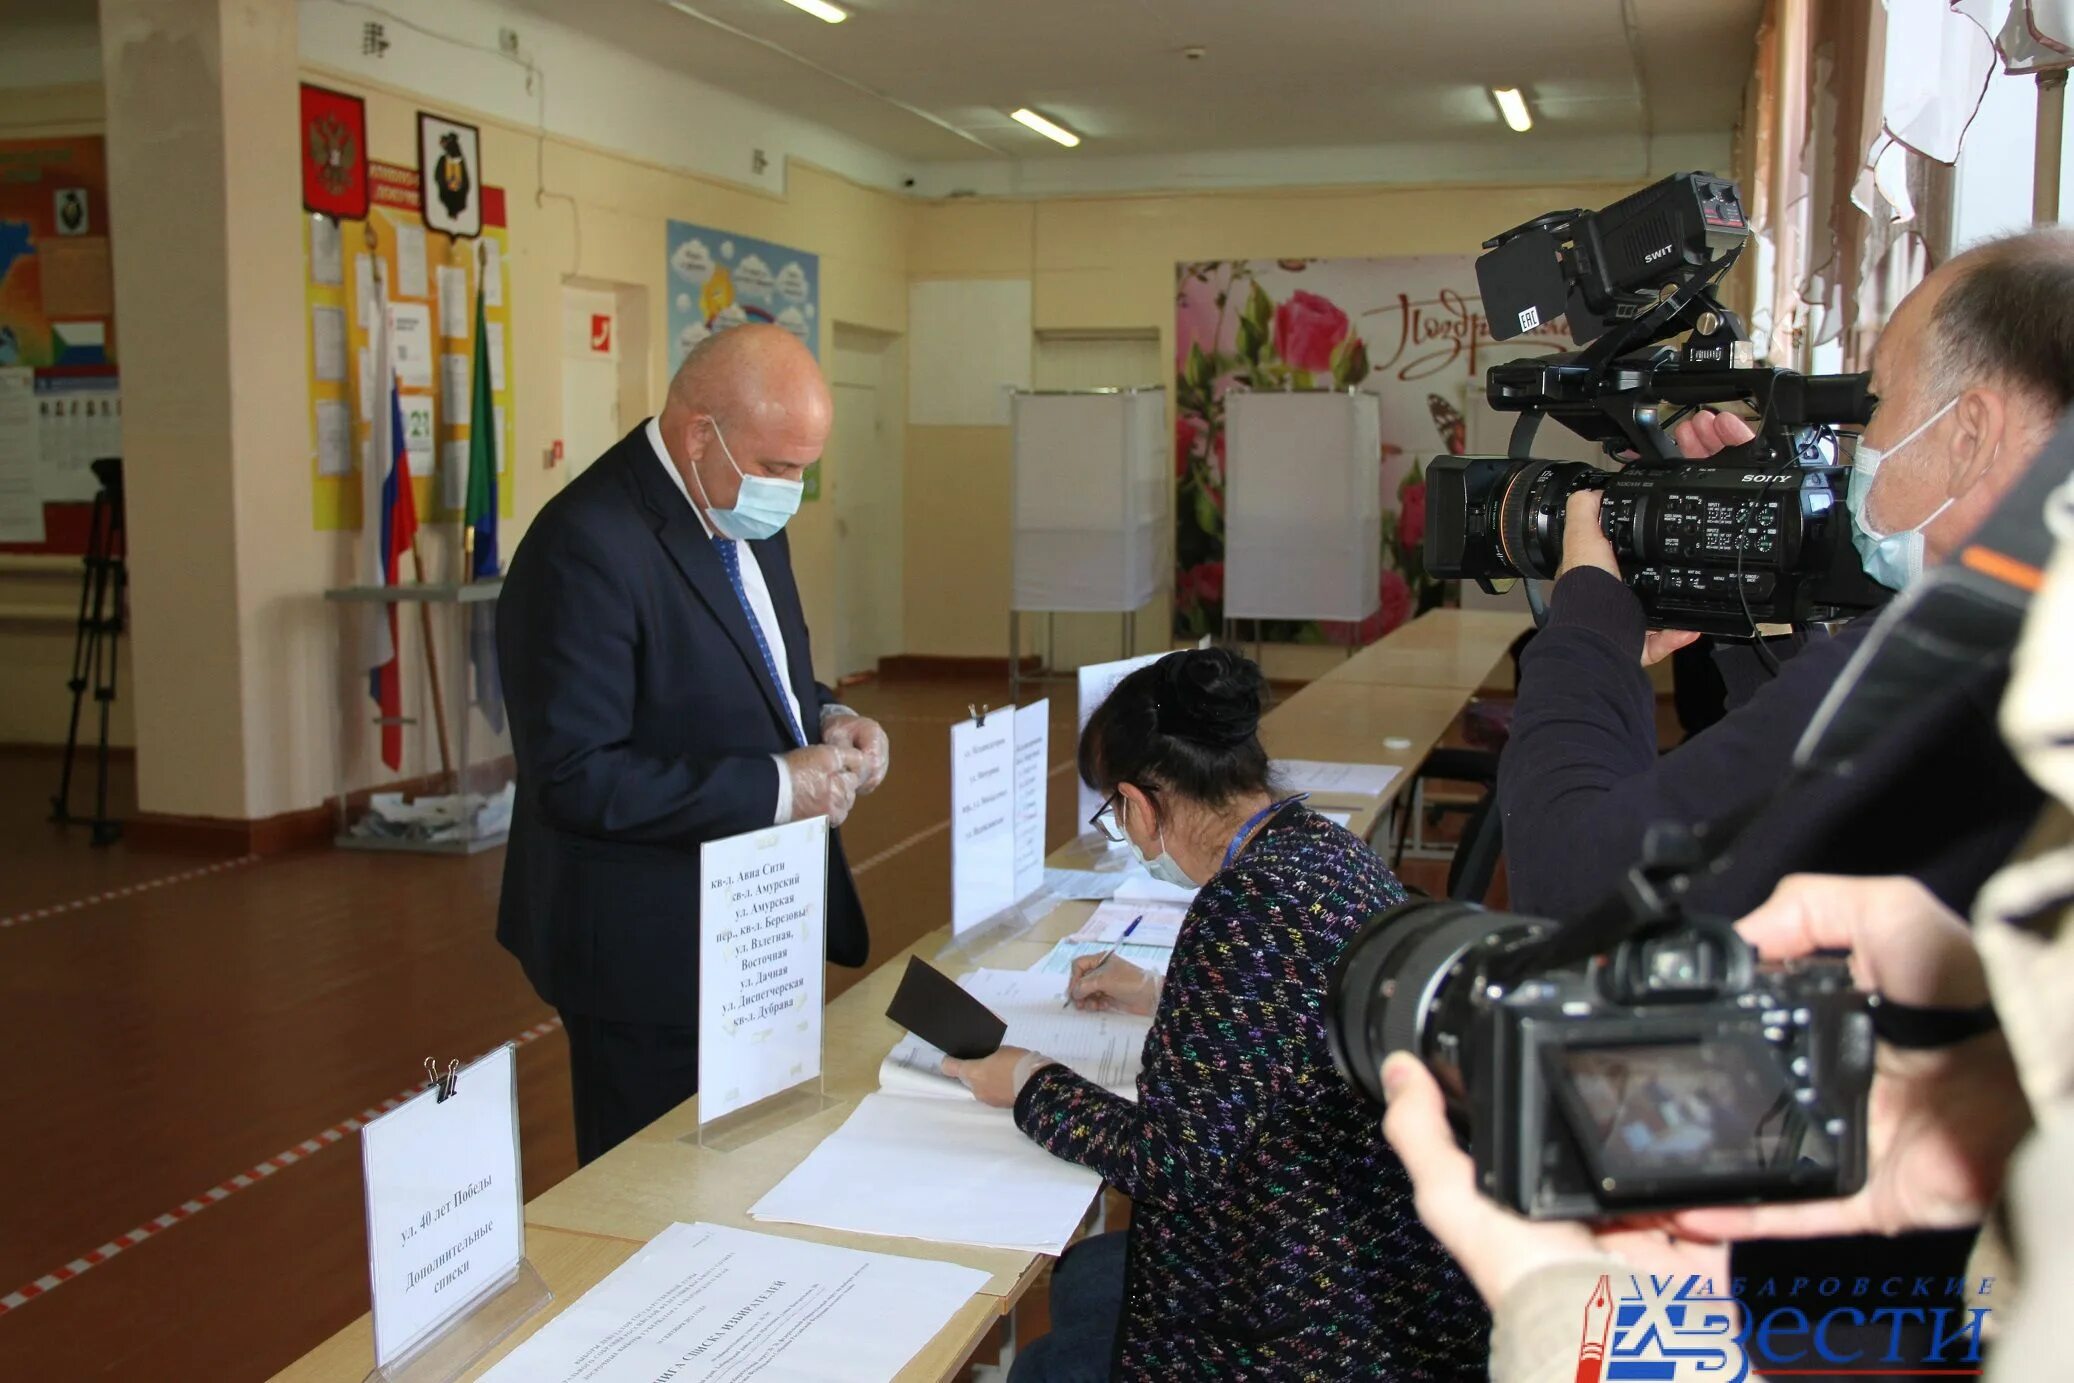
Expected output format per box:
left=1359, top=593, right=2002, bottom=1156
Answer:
left=1122, top=914, right=1143, bottom=939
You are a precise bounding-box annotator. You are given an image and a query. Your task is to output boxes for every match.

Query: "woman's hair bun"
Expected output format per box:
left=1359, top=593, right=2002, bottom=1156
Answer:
left=1155, top=647, right=1265, bottom=748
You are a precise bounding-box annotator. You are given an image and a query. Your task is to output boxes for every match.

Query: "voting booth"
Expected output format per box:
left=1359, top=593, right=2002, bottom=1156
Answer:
left=1222, top=389, right=1383, bottom=632
left=1009, top=388, right=1168, bottom=699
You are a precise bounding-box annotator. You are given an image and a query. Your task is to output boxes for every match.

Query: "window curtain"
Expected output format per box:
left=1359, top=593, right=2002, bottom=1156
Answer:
left=1741, top=0, right=2069, bottom=368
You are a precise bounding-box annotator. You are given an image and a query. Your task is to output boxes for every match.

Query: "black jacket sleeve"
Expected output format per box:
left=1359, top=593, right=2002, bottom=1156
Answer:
left=1498, top=568, right=1866, bottom=920
left=499, top=520, right=779, bottom=846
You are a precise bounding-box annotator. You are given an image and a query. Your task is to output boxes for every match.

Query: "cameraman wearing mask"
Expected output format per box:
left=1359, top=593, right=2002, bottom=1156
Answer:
left=1499, top=227, right=2074, bottom=925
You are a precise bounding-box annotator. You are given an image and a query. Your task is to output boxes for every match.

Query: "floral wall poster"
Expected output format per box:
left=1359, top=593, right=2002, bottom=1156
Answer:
left=1173, top=257, right=1570, bottom=643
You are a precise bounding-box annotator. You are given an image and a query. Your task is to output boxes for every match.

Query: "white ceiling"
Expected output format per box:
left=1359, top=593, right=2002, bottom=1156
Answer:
left=507, top=0, right=1763, bottom=164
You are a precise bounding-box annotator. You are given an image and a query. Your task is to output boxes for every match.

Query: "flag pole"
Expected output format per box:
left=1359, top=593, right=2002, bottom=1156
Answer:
left=411, top=537, right=455, bottom=785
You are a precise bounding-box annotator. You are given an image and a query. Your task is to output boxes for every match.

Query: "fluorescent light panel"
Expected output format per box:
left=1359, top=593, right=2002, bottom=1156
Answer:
left=779, top=0, right=848, bottom=22
left=1010, top=107, right=1081, bottom=148
left=1492, top=87, right=1532, bottom=133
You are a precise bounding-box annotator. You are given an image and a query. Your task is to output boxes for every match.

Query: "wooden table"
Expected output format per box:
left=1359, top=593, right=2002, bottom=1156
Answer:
left=1318, top=608, right=1533, bottom=690
left=270, top=612, right=1516, bottom=1383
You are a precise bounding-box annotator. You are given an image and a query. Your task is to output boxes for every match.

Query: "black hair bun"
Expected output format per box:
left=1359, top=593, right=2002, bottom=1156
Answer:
left=1156, top=647, right=1265, bottom=748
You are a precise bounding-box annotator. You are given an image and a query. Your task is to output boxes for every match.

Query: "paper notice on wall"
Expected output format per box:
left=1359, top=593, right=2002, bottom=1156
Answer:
left=354, top=254, right=376, bottom=317
left=437, top=265, right=469, bottom=339
left=494, top=404, right=508, bottom=464
left=481, top=238, right=502, bottom=307
left=316, top=399, right=353, bottom=477
left=32, top=374, right=117, bottom=502
left=388, top=303, right=434, bottom=390
left=311, top=306, right=347, bottom=383
left=698, top=817, right=828, bottom=1125
left=0, top=368, right=44, bottom=543
left=357, top=346, right=375, bottom=422
left=486, top=321, right=506, bottom=391
left=309, top=216, right=343, bottom=286
left=1012, top=700, right=1050, bottom=902
left=951, top=712, right=1017, bottom=933
left=400, top=397, right=435, bottom=478
left=441, top=353, right=470, bottom=421
left=441, top=440, right=469, bottom=511
left=394, top=221, right=428, bottom=299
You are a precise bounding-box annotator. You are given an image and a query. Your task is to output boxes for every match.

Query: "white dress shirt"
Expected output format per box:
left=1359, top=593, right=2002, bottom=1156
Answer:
left=645, top=417, right=829, bottom=824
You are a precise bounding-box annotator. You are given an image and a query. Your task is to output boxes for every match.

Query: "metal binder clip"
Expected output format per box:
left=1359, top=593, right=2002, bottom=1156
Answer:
left=970, top=703, right=990, bottom=726
left=424, top=1057, right=461, bottom=1102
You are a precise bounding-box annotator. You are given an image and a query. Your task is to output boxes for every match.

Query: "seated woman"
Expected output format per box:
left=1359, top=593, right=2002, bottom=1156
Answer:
left=943, top=648, right=1489, bottom=1381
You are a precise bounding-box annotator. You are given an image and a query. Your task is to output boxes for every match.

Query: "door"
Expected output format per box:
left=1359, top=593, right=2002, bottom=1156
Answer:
left=830, top=327, right=903, bottom=679
left=561, top=284, right=620, bottom=477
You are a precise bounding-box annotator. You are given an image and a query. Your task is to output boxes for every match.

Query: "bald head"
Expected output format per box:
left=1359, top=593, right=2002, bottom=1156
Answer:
left=655, top=325, right=831, bottom=520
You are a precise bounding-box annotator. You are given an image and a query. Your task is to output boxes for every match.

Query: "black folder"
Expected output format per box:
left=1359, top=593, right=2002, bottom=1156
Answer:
left=884, top=956, right=1007, bottom=1060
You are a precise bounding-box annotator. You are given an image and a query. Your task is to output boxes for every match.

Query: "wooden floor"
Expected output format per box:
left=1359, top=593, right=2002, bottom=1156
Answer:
left=0, top=677, right=1482, bottom=1381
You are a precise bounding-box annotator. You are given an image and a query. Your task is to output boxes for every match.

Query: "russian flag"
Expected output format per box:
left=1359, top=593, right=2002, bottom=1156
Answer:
left=361, top=269, right=419, bottom=773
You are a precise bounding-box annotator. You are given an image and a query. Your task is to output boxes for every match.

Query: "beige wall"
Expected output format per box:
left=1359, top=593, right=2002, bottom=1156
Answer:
left=904, top=181, right=1649, bottom=675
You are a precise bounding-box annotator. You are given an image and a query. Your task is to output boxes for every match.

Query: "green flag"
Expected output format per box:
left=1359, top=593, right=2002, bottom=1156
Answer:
left=464, top=261, right=498, bottom=576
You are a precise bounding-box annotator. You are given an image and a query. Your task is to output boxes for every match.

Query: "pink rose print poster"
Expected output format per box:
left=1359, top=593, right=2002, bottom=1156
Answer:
left=1173, top=257, right=1568, bottom=643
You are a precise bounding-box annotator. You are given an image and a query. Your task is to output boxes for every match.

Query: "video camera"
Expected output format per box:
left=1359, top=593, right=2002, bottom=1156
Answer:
left=1424, top=173, right=1891, bottom=636
left=1324, top=825, right=1874, bottom=1219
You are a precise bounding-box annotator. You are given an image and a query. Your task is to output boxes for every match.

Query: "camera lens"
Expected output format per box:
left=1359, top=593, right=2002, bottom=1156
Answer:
left=1324, top=901, right=1542, bottom=1110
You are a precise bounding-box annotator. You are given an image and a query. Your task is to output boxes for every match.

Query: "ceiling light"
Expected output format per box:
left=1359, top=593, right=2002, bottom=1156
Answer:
left=1010, top=108, right=1081, bottom=148
left=1491, top=87, right=1532, bottom=133
left=778, top=0, right=848, bottom=23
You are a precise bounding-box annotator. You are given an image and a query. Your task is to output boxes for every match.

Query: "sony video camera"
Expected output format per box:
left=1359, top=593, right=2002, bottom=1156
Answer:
left=1324, top=829, right=1874, bottom=1219
left=1425, top=173, right=1891, bottom=636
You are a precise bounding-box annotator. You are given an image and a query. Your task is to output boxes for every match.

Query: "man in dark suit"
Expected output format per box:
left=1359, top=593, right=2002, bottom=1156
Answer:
left=497, top=324, right=891, bottom=1164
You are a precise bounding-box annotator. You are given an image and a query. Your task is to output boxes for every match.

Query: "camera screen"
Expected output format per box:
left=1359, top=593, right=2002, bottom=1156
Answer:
left=1552, top=1039, right=1828, bottom=1181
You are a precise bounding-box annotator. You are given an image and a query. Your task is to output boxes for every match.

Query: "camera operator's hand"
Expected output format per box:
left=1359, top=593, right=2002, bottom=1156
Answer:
left=1672, top=407, right=1758, bottom=460
left=1380, top=1052, right=1729, bottom=1308
left=1556, top=490, right=1702, bottom=667
left=1669, top=875, right=2031, bottom=1245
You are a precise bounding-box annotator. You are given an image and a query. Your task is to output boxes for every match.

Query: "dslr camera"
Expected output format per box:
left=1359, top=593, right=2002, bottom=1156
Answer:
left=1325, top=830, right=1874, bottom=1218
left=1425, top=173, right=1891, bottom=635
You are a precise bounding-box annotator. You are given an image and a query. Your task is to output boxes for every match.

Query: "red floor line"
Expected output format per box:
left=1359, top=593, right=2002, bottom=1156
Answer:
left=0, top=854, right=263, bottom=931
left=0, top=1017, right=564, bottom=1319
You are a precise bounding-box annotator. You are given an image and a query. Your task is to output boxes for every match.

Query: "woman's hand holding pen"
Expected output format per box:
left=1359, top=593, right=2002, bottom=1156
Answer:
left=1066, top=951, right=1161, bottom=1016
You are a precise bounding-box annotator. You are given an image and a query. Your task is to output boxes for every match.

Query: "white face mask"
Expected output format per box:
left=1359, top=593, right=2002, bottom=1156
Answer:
left=688, top=419, right=804, bottom=542
left=1123, top=796, right=1197, bottom=889
left=1850, top=397, right=1960, bottom=591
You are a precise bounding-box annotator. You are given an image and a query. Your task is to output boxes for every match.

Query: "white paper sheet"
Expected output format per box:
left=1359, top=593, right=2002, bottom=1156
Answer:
left=750, top=1092, right=1101, bottom=1254
left=395, top=222, right=428, bottom=298
left=316, top=400, right=353, bottom=477
left=1069, top=900, right=1187, bottom=948
left=476, top=1221, right=987, bottom=1383
left=699, top=818, right=828, bottom=1124
left=401, top=398, right=435, bottom=478
left=1042, top=867, right=1129, bottom=902
left=1011, top=700, right=1049, bottom=902
left=389, top=302, right=435, bottom=390
left=1075, top=652, right=1166, bottom=826
left=1273, top=759, right=1403, bottom=798
left=361, top=1045, right=524, bottom=1367
left=441, top=440, right=469, bottom=511
left=487, top=321, right=506, bottom=390
left=311, top=305, right=347, bottom=383
left=1321, top=809, right=1355, bottom=827
left=879, top=966, right=1153, bottom=1101
left=355, top=253, right=377, bottom=318
left=482, top=237, right=503, bottom=306
left=1113, top=870, right=1199, bottom=906
left=357, top=345, right=376, bottom=422
left=441, top=352, right=470, bottom=421
left=309, top=214, right=343, bottom=285
left=950, top=713, right=1016, bottom=933
left=437, top=265, right=469, bottom=338
left=1029, top=939, right=1174, bottom=978
left=0, top=367, right=43, bottom=543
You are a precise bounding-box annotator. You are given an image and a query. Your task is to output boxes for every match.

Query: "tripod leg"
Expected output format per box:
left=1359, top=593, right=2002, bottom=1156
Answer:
left=91, top=559, right=124, bottom=847
left=52, top=494, right=106, bottom=822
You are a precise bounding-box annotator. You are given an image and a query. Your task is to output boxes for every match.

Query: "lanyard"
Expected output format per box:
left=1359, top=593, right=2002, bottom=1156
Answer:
left=1222, top=794, right=1307, bottom=871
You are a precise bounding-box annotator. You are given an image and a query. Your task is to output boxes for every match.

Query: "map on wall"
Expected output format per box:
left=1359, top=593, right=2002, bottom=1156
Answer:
left=667, top=220, right=822, bottom=499
left=1173, top=256, right=1572, bottom=644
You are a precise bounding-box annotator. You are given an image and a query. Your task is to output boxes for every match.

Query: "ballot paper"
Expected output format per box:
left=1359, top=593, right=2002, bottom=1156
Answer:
left=750, top=1092, right=1102, bottom=1255
left=1112, top=870, right=1199, bottom=906
left=1273, top=759, right=1403, bottom=798
left=1028, top=939, right=1174, bottom=979
left=475, top=1221, right=987, bottom=1383
left=1041, top=867, right=1129, bottom=902
left=1069, top=900, right=1187, bottom=949
left=879, top=968, right=1152, bottom=1102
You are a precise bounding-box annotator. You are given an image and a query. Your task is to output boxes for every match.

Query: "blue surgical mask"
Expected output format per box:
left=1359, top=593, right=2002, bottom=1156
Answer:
left=1849, top=397, right=1958, bottom=592
left=1124, top=798, right=1198, bottom=889
left=691, top=420, right=804, bottom=542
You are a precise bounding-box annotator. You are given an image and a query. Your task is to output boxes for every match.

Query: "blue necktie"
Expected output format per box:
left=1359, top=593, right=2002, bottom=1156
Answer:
left=714, top=538, right=807, bottom=748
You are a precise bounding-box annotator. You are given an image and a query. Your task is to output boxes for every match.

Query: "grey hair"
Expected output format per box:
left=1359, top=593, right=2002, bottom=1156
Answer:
left=1922, top=226, right=2074, bottom=413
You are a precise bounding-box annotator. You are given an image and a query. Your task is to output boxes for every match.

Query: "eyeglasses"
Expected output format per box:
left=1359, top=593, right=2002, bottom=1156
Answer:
left=1088, top=789, right=1146, bottom=844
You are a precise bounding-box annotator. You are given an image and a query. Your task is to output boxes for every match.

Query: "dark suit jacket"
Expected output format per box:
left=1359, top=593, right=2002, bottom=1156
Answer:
left=495, top=422, right=868, bottom=1026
